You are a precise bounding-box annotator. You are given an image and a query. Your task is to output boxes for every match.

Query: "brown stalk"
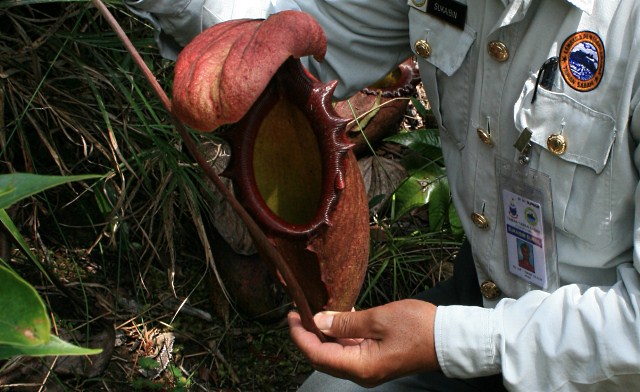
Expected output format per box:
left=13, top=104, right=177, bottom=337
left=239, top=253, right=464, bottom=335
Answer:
left=90, top=0, right=324, bottom=341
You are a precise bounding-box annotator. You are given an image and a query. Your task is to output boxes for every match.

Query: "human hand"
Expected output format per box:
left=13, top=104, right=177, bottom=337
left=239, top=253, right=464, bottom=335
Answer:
left=288, top=299, right=440, bottom=387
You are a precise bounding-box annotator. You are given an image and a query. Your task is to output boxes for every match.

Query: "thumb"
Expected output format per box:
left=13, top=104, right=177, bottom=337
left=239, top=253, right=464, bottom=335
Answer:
left=314, top=309, right=376, bottom=339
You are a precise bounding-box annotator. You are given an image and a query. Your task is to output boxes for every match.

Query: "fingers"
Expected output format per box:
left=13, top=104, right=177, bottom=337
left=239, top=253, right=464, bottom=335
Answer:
left=288, top=311, right=382, bottom=384
left=288, top=311, right=324, bottom=354
left=314, top=309, right=380, bottom=340
left=287, top=300, right=440, bottom=387
left=289, top=312, right=360, bottom=358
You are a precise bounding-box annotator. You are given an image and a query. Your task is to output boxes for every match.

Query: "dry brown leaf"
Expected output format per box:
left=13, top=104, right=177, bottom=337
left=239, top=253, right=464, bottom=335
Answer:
left=358, top=155, right=407, bottom=214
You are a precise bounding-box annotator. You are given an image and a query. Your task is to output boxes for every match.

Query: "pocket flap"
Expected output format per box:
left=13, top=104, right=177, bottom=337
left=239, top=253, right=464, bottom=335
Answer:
left=514, top=78, right=616, bottom=174
left=408, top=7, right=475, bottom=76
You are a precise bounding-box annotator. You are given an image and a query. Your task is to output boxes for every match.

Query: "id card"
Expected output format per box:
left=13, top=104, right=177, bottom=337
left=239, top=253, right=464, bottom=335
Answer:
left=502, top=189, right=547, bottom=288
left=497, top=157, right=559, bottom=292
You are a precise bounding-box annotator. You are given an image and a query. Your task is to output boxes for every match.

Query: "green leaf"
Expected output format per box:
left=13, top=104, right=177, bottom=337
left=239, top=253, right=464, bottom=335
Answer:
left=427, top=179, right=451, bottom=232
left=401, top=151, right=442, bottom=175
left=385, top=129, right=443, bottom=164
left=393, top=166, right=447, bottom=218
left=385, top=128, right=440, bottom=150
left=138, top=356, right=160, bottom=370
left=0, top=335, right=102, bottom=358
left=0, top=209, right=48, bottom=277
left=0, top=265, right=102, bottom=359
left=410, top=96, right=430, bottom=120
left=0, top=173, right=102, bottom=210
left=0, top=265, right=50, bottom=346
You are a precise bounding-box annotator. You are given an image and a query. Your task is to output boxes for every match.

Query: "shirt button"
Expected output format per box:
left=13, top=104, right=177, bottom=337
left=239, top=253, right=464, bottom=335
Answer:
left=547, top=133, right=567, bottom=155
left=471, top=212, right=489, bottom=230
left=476, top=127, right=494, bottom=146
left=480, top=280, right=502, bottom=300
left=488, top=41, right=509, bottom=62
left=415, top=40, right=432, bottom=59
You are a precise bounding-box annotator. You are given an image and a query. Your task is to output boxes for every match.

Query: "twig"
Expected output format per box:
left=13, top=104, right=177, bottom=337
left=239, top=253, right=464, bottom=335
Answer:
left=91, top=0, right=324, bottom=341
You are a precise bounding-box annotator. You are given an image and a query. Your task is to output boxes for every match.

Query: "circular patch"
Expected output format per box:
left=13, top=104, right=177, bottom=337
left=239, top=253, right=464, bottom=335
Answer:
left=559, top=31, right=605, bottom=92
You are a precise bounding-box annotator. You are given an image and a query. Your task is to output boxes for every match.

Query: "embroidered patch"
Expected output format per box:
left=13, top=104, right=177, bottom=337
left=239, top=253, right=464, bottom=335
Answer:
left=559, top=31, right=605, bottom=92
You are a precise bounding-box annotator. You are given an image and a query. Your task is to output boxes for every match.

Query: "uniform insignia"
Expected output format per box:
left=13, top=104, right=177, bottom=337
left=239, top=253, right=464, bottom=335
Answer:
left=559, top=31, right=604, bottom=92
left=426, top=0, right=467, bottom=29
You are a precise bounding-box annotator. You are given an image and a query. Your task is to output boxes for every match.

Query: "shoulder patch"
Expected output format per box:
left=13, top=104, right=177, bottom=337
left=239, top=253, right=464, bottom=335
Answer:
left=559, top=31, right=605, bottom=92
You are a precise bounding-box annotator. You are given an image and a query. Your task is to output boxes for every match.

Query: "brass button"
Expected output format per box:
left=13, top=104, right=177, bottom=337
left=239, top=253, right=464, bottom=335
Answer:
left=488, top=41, right=509, bottom=62
left=471, top=212, right=489, bottom=230
left=480, top=280, right=502, bottom=300
left=476, top=128, right=494, bottom=146
left=415, top=40, right=432, bottom=59
left=547, top=133, right=567, bottom=155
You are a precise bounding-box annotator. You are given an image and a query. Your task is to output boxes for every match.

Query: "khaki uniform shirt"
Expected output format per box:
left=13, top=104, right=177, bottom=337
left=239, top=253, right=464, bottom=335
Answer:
left=126, top=0, right=640, bottom=389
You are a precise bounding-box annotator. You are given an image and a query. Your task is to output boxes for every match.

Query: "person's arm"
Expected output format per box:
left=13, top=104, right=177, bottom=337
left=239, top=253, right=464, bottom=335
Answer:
left=124, top=0, right=278, bottom=59
left=435, top=269, right=640, bottom=390
left=435, top=100, right=640, bottom=390
left=126, top=0, right=413, bottom=99
left=290, top=267, right=640, bottom=390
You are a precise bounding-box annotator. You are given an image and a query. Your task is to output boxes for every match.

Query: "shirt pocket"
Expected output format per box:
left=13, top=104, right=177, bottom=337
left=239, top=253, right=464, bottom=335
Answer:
left=514, top=75, right=616, bottom=248
left=409, top=7, right=475, bottom=149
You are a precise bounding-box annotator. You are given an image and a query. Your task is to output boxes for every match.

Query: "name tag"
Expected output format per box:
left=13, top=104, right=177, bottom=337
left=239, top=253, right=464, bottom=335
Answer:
left=496, top=156, right=560, bottom=293
left=427, top=0, right=467, bottom=29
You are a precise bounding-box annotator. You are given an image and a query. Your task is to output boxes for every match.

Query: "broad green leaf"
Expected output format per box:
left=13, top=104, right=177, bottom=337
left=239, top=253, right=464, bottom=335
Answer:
left=0, top=265, right=102, bottom=359
left=385, top=128, right=441, bottom=150
left=0, top=173, right=102, bottom=210
left=385, top=129, right=443, bottom=164
left=427, top=179, right=451, bottom=232
left=401, top=151, right=443, bottom=175
left=0, top=265, right=50, bottom=346
left=393, top=177, right=429, bottom=219
left=0, top=335, right=102, bottom=359
left=393, top=166, right=447, bottom=218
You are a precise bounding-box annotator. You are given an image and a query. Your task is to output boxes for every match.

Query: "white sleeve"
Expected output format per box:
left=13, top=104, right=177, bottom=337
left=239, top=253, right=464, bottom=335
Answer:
left=126, top=0, right=413, bottom=99
left=434, top=93, right=640, bottom=392
left=124, top=0, right=279, bottom=59
left=280, top=0, right=412, bottom=98
left=436, top=268, right=640, bottom=391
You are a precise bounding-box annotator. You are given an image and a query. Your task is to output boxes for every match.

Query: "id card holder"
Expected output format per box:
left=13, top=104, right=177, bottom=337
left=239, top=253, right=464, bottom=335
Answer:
left=496, top=156, right=559, bottom=293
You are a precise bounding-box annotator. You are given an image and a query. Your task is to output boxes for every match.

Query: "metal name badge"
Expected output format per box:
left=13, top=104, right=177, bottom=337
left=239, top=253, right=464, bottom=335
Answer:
left=408, top=0, right=468, bottom=29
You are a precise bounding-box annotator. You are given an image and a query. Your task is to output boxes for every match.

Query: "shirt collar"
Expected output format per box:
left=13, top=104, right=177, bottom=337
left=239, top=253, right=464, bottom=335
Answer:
left=565, top=0, right=594, bottom=14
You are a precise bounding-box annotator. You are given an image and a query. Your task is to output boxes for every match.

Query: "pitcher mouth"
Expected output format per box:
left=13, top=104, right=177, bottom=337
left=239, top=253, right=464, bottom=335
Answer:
left=221, top=59, right=352, bottom=239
